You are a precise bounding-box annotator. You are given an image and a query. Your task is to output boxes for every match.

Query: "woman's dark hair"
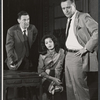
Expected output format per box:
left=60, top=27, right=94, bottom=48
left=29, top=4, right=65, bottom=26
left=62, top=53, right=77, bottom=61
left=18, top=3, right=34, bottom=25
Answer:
left=17, top=11, right=29, bottom=19
left=41, top=34, right=60, bottom=54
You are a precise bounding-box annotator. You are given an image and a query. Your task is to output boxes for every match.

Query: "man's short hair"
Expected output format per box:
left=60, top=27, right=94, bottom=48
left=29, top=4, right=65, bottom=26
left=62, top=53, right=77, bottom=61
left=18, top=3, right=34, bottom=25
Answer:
left=61, top=0, right=75, bottom=3
left=18, top=11, right=29, bottom=19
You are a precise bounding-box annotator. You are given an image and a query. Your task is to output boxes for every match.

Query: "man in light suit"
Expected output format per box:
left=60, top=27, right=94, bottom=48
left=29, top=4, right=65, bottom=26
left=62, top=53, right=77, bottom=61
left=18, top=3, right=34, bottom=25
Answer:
left=61, top=0, right=98, bottom=100
left=6, top=11, right=38, bottom=71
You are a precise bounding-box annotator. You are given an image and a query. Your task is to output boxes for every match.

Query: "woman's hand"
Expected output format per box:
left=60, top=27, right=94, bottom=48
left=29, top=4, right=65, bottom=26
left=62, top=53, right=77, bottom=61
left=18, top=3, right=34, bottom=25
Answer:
left=52, top=77, right=62, bottom=85
left=47, top=75, right=62, bottom=85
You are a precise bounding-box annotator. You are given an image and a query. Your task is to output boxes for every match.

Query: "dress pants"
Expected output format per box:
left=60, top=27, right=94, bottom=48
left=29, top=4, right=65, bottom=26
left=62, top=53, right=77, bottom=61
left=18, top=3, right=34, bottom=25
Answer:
left=17, top=57, right=33, bottom=99
left=18, top=57, right=30, bottom=71
left=65, top=52, right=90, bottom=100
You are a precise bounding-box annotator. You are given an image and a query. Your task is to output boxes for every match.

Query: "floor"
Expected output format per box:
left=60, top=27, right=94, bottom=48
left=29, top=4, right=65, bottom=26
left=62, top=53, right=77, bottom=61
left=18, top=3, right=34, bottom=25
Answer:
left=87, top=72, right=98, bottom=100
left=6, top=72, right=98, bottom=100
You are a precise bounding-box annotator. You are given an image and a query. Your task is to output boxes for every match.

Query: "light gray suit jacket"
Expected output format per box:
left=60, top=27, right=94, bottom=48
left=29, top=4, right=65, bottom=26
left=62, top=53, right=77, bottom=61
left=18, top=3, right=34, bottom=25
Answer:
left=66, top=11, right=98, bottom=71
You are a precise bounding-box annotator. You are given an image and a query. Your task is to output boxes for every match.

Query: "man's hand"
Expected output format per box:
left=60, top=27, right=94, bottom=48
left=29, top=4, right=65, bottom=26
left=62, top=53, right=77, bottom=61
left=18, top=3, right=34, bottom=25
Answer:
left=75, top=47, right=88, bottom=57
left=10, top=64, right=17, bottom=68
left=10, top=61, right=18, bottom=68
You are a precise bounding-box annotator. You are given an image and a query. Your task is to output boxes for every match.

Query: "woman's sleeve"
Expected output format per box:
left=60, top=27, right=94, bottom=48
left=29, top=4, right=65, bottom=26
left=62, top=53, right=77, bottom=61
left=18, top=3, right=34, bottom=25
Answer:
left=38, top=55, right=49, bottom=77
left=55, top=49, right=65, bottom=79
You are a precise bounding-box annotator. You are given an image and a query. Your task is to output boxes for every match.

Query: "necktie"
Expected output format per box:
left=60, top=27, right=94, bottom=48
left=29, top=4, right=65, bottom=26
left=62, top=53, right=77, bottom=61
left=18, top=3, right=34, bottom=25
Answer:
left=65, top=19, right=72, bottom=50
left=23, top=30, right=29, bottom=57
left=66, top=19, right=72, bottom=39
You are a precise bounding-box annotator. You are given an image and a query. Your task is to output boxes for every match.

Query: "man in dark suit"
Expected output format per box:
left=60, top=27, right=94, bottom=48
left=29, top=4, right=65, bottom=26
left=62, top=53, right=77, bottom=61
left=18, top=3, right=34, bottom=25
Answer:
left=6, top=11, right=38, bottom=71
left=5, top=11, right=38, bottom=99
left=61, top=0, right=98, bottom=100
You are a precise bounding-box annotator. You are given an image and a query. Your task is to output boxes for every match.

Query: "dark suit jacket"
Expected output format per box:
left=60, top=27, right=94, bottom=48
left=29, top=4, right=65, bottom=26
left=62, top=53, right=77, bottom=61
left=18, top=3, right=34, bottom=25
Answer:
left=6, top=24, right=38, bottom=70
left=66, top=11, right=98, bottom=71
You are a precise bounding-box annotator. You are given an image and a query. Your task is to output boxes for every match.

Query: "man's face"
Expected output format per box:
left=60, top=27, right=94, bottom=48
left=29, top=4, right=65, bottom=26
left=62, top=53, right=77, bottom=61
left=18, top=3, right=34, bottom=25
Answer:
left=18, top=15, right=30, bottom=29
left=61, top=1, right=76, bottom=18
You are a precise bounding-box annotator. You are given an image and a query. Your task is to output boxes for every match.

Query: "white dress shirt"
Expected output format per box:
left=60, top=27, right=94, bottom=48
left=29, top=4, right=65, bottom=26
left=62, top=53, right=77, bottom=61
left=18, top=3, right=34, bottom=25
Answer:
left=65, top=10, right=83, bottom=50
left=20, top=27, right=28, bottom=36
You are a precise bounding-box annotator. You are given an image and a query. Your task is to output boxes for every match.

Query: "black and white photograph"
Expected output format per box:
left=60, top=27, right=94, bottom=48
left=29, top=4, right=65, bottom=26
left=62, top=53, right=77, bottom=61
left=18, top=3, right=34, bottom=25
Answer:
left=2, top=0, right=99, bottom=100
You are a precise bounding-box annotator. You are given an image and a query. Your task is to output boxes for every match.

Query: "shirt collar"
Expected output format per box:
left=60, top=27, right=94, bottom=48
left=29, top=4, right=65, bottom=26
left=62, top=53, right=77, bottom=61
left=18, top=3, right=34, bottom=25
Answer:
left=68, top=10, right=78, bottom=21
left=19, top=25, right=27, bottom=32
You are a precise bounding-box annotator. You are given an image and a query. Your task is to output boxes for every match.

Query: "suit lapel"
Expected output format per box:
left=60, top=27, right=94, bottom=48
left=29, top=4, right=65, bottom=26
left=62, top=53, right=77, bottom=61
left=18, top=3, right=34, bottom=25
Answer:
left=27, top=27, right=33, bottom=48
left=16, top=25, right=33, bottom=48
left=74, top=11, right=86, bottom=47
left=16, top=25, right=24, bottom=43
left=74, top=11, right=80, bottom=37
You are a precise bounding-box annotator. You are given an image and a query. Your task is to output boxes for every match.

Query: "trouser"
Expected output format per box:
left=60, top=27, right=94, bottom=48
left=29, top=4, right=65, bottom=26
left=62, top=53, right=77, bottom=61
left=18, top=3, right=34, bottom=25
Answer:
left=65, top=52, right=90, bottom=100
left=18, top=57, right=32, bottom=71
left=15, top=57, right=33, bottom=99
left=42, top=70, right=63, bottom=100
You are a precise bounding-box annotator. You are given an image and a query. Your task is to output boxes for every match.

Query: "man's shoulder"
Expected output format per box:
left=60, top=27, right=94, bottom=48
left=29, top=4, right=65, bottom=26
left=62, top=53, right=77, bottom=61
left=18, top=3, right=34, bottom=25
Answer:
left=77, top=11, right=90, bottom=19
left=29, top=24, right=36, bottom=29
left=8, top=24, right=19, bottom=31
left=28, top=24, right=38, bottom=33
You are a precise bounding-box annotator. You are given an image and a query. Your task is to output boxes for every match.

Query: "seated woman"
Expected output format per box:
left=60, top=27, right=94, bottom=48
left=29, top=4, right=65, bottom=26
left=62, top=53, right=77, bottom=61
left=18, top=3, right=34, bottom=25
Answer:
left=38, top=34, right=65, bottom=100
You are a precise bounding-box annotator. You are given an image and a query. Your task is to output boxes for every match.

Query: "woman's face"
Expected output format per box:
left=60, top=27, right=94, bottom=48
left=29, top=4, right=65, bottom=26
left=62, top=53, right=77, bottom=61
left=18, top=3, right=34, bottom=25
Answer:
left=45, top=38, right=55, bottom=50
